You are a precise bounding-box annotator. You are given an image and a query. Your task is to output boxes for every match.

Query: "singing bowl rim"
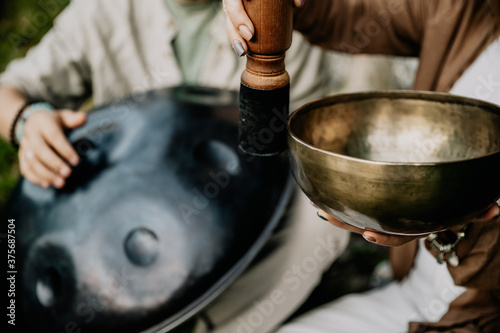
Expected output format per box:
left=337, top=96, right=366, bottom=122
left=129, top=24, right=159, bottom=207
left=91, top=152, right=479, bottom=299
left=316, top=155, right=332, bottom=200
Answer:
left=287, top=90, right=500, bottom=166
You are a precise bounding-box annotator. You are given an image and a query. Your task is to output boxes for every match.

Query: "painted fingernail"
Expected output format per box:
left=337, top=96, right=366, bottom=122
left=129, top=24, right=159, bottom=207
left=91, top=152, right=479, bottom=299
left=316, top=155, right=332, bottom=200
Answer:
left=60, top=166, right=71, bottom=177
left=363, top=234, right=377, bottom=243
left=233, top=41, right=245, bottom=57
left=238, top=25, right=253, bottom=41
left=310, top=201, right=319, bottom=208
left=317, top=212, right=329, bottom=221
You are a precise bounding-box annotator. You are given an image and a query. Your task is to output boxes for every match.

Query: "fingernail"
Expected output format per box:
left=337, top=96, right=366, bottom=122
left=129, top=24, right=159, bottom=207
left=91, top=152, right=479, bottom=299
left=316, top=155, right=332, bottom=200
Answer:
left=233, top=41, right=245, bottom=57
left=70, top=155, right=79, bottom=166
left=238, top=25, right=253, bottom=41
left=310, top=201, right=319, bottom=209
left=42, top=182, right=50, bottom=189
left=317, top=212, right=328, bottom=221
left=363, top=234, right=377, bottom=243
left=54, top=178, right=64, bottom=188
left=60, top=166, right=71, bottom=177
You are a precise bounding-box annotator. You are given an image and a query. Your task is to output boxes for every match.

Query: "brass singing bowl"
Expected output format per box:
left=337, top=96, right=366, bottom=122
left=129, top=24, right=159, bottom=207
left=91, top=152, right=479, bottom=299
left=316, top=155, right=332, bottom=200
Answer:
left=288, top=91, right=500, bottom=235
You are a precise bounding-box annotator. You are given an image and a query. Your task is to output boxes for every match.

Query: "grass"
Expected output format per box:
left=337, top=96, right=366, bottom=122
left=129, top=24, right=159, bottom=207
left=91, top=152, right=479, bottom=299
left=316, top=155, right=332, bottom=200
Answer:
left=0, top=140, right=17, bottom=208
left=0, top=0, right=69, bottom=71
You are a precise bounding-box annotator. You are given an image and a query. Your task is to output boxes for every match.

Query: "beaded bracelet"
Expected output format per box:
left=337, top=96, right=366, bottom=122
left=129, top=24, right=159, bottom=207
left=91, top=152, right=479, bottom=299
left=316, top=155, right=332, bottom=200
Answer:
left=9, top=101, right=32, bottom=149
left=15, top=102, right=55, bottom=145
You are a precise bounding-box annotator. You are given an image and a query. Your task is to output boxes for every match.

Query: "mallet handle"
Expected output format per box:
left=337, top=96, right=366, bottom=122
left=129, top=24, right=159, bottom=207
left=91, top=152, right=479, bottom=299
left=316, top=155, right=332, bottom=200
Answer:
left=238, top=0, right=293, bottom=156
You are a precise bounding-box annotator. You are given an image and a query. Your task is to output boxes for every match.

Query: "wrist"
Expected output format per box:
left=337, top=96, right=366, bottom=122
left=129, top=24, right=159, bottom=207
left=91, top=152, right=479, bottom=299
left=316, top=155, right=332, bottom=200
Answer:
left=13, top=102, right=55, bottom=147
left=9, top=101, right=30, bottom=149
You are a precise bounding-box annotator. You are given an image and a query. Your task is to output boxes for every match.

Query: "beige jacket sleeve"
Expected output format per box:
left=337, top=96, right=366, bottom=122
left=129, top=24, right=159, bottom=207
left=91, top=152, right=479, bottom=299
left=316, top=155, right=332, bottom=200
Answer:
left=0, top=0, right=92, bottom=109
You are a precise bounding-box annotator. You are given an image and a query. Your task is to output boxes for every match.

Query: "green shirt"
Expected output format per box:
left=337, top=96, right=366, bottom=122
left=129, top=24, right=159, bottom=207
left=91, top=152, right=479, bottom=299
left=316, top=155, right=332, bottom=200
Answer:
left=164, top=0, right=220, bottom=85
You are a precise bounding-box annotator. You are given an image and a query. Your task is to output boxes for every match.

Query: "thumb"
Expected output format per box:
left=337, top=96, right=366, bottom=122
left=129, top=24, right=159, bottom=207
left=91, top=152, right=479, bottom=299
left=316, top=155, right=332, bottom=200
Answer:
left=58, top=110, right=87, bottom=129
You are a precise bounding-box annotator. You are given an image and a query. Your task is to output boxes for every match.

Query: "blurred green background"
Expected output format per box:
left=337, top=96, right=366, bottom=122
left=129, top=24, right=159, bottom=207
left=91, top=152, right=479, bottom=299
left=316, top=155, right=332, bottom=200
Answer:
left=0, top=0, right=69, bottom=209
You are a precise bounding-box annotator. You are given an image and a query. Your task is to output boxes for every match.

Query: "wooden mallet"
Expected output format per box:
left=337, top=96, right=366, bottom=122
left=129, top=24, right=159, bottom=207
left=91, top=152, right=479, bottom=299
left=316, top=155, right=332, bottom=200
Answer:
left=238, top=0, right=293, bottom=156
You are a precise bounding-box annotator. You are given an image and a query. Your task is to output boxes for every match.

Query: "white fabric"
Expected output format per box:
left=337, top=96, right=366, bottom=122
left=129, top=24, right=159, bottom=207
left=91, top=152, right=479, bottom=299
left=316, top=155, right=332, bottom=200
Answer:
left=277, top=35, right=500, bottom=333
left=276, top=239, right=465, bottom=333
left=450, top=36, right=500, bottom=106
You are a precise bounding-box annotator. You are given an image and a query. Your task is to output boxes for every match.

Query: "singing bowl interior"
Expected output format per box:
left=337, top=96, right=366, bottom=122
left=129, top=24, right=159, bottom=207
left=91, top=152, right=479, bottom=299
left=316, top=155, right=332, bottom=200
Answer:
left=288, top=91, right=500, bottom=235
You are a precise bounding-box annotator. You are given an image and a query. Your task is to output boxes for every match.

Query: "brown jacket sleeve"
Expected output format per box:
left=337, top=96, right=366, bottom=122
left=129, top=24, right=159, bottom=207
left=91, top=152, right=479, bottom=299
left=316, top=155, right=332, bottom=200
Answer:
left=294, top=0, right=422, bottom=56
left=294, top=0, right=498, bottom=92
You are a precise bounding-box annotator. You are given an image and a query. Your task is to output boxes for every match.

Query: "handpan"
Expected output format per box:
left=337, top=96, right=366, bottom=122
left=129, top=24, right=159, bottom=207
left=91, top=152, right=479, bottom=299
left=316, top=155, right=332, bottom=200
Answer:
left=6, top=86, right=293, bottom=332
